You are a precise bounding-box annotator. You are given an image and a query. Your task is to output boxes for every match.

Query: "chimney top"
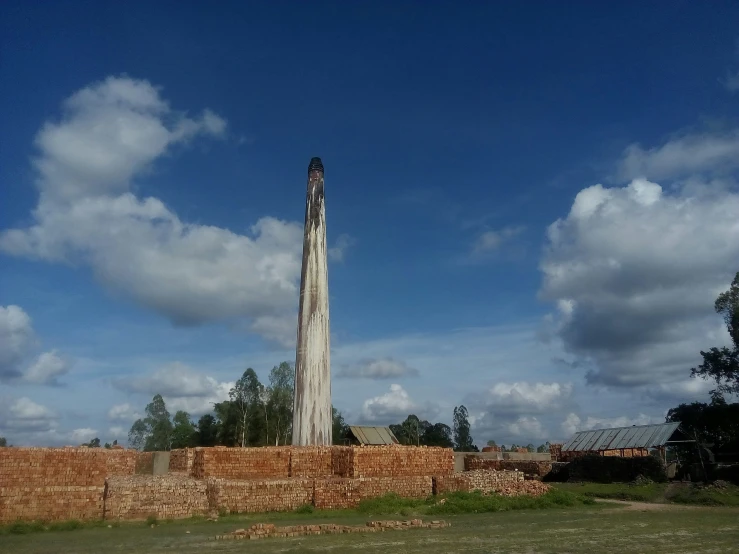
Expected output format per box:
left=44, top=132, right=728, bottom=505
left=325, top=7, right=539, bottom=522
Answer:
left=308, top=157, right=324, bottom=173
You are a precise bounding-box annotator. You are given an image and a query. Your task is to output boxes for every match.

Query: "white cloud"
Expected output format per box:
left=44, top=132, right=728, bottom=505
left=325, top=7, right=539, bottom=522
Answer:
left=540, top=177, right=739, bottom=387
left=465, top=381, right=574, bottom=445
left=328, top=233, right=356, bottom=262
left=24, top=350, right=71, bottom=385
left=108, top=426, right=126, bottom=438
left=0, top=76, right=305, bottom=344
left=70, top=428, right=98, bottom=444
left=107, top=403, right=142, bottom=422
left=472, top=226, right=524, bottom=256
left=0, top=305, right=36, bottom=379
left=505, top=416, right=546, bottom=441
left=0, top=397, right=58, bottom=434
left=112, top=362, right=233, bottom=416
left=337, top=357, right=419, bottom=379
left=619, top=132, right=739, bottom=181
left=362, top=384, right=419, bottom=423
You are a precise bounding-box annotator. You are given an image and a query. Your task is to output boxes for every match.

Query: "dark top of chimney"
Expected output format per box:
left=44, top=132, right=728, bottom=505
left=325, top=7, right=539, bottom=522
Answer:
left=308, top=157, right=324, bottom=173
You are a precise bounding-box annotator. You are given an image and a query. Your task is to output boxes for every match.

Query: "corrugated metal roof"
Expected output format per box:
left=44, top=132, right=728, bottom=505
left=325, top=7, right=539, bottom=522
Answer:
left=348, top=426, right=399, bottom=445
left=562, top=422, right=681, bottom=452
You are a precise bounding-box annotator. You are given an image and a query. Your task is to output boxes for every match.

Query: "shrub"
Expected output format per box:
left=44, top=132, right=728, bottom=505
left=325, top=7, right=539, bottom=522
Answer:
left=566, top=454, right=667, bottom=483
left=295, top=504, right=315, bottom=514
left=145, top=515, right=158, bottom=526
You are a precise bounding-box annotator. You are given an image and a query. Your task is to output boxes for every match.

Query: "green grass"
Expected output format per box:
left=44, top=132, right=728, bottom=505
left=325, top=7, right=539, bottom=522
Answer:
left=1, top=505, right=738, bottom=553
left=554, top=482, right=668, bottom=502
left=667, top=483, right=739, bottom=507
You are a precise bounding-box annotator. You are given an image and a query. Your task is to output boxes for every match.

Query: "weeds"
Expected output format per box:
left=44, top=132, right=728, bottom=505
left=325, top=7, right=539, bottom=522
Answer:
left=295, top=504, right=315, bottom=514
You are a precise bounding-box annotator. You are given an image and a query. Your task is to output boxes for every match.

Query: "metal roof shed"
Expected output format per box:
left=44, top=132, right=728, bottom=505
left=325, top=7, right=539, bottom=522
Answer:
left=347, top=426, right=400, bottom=445
left=562, top=422, right=688, bottom=452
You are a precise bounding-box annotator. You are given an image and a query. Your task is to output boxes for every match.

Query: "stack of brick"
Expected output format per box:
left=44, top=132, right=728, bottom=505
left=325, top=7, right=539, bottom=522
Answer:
left=104, top=475, right=208, bottom=520
left=191, top=447, right=290, bottom=479
left=464, top=457, right=553, bottom=477
left=348, top=446, right=454, bottom=478
left=330, top=447, right=353, bottom=477
left=169, top=448, right=195, bottom=474
left=207, top=478, right=313, bottom=514
left=289, top=447, right=333, bottom=477
left=0, top=447, right=136, bottom=523
left=357, top=476, right=432, bottom=501
left=549, top=444, right=562, bottom=462
left=434, top=470, right=527, bottom=495
left=313, top=478, right=362, bottom=509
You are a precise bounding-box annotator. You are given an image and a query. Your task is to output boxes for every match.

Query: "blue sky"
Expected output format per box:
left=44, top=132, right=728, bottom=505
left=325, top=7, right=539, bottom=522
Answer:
left=2, top=1, right=739, bottom=447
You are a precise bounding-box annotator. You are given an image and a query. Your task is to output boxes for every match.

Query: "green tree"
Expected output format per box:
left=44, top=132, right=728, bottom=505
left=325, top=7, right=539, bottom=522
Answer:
left=128, top=394, right=174, bottom=451
left=0, top=437, right=8, bottom=447
left=526, top=443, right=535, bottom=453
left=213, top=400, right=239, bottom=446
left=230, top=368, right=265, bottom=447
left=667, top=395, right=739, bottom=462
left=196, top=414, right=219, bottom=446
left=171, top=410, right=197, bottom=448
left=266, top=362, right=294, bottom=445
left=84, top=437, right=101, bottom=448
left=691, top=272, right=739, bottom=396
left=486, top=440, right=497, bottom=447
left=453, top=405, right=476, bottom=452
left=421, top=422, right=454, bottom=448
left=332, top=406, right=349, bottom=444
left=536, top=442, right=550, bottom=453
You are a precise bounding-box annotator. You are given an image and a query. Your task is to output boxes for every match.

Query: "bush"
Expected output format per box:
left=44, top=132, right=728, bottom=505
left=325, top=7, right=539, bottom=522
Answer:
left=713, top=465, right=739, bottom=485
left=566, top=455, right=667, bottom=483
left=49, top=520, right=83, bottom=532
left=145, top=515, right=158, bottom=526
left=294, top=504, right=315, bottom=514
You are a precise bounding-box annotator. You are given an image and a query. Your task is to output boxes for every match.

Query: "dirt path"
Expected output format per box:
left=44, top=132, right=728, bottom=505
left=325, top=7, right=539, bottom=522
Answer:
left=594, top=498, right=700, bottom=511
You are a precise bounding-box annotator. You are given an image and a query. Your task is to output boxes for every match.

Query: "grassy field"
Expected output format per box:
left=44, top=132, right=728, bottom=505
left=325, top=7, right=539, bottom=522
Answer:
left=554, top=481, right=739, bottom=506
left=1, top=503, right=738, bottom=554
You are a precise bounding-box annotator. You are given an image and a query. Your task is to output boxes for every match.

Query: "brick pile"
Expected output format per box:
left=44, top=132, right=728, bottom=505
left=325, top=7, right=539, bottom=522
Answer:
left=289, top=446, right=334, bottom=477
left=207, top=478, right=313, bottom=514
left=330, top=446, right=353, bottom=477
left=191, top=447, right=291, bottom=479
left=434, top=469, right=549, bottom=496
left=0, top=486, right=103, bottom=523
left=549, top=444, right=562, bottom=461
left=104, top=475, right=208, bottom=520
left=169, top=448, right=195, bottom=474
left=349, top=446, right=454, bottom=478
left=313, top=476, right=432, bottom=509
left=313, top=478, right=361, bottom=509
left=215, top=519, right=450, bottom=540
left=464, top=457, right=553, bottom=477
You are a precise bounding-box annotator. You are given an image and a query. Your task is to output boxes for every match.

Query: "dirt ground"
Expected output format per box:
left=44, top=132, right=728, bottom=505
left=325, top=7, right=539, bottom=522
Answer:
left=2, top=502, right=738, bottom=554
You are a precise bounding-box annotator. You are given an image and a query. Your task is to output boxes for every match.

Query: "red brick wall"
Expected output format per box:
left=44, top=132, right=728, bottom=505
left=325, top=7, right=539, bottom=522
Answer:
left=207, top=478, right=313, bottom=514
left=191, top=447, right=291, bottom=479
left=104, top=475, right=208, bottom=520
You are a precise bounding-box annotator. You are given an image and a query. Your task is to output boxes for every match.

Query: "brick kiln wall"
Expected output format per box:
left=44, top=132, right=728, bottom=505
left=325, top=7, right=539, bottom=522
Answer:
left=313, top=478, right=361, bottom=509
left=434, top=470, right=524, bottom=494
left=135, top=451, right=155, bottom=474
left=1, top=486, right=104, bottom=523
left=104, top=475, right=208, bottom=520
left=290, top=446, right=334, bottom=477
left=191, top=447, right=291, bottom=479
left=0, top=447, right=137, bottom=488
left=207, top=478, right=314, bottom=514
left=348, top=446, right=454, bottom=478
left=169, top=448, right=195, bottom=474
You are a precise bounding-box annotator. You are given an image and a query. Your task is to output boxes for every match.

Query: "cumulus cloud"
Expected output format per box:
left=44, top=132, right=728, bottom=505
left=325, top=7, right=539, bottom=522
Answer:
left=0, top=305, right=70, bottom=385
left=70, top=428, right=98, bottom=444
left=540, top=177, right=738, bottom=388
left=113, top=362, right=233, bottom=416
left=328, top=233, right=356, bottom=262
left=107, top=403, right=142, bottom=422
left=471, top=226, right=524, bottom=257
left=560, top=412, right=659, bottom=437
left=0, top=76, right=304, bottom=346
left=0, top=305, right=36, bottom=380
left=619, top=132, right=739, bottom=181
left=362, top=384, right=419, bottom=423
left=465, top=381, right=574, bottom=444
left=0, top=397, right=58, bottom=434
left=24, top=350, right=71, bottom=385
left=337, top=357, right=419, bottom=379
